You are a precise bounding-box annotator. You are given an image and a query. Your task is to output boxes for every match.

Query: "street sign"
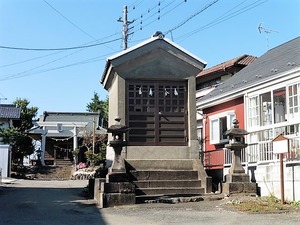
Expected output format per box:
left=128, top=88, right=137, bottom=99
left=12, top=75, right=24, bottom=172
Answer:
left=273, top=135, right=289, bottom=154
left=272, top=134, right=288, bottom=204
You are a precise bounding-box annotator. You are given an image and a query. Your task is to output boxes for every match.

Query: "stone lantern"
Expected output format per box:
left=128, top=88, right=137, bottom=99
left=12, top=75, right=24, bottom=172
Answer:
left=222, top=119, right=257, bottom=195
left=97, top=116, right=135, bottom=208
left=36, top=148, right=42, bottom=167
left=106, top=116, right=130, bottom=181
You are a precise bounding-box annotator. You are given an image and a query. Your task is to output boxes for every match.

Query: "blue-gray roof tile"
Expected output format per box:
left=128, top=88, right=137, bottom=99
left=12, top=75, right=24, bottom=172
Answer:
left=201, top=36, right=300, bottom=103
left=0, top=104, right=21, bottom=119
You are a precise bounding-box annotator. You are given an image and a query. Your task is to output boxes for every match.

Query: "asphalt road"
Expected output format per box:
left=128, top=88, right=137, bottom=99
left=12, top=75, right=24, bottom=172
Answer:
left=1, top=179, right=300, bottom=225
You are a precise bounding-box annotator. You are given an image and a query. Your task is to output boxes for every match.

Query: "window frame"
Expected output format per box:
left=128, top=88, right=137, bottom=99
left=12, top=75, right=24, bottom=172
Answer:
left=209, top=110, right=235, bottom=145
left=247, top=82, right=300, bottom=129
left=248, top=96, right=260, bottom=128
left=288, top=83, right=300, bottom=120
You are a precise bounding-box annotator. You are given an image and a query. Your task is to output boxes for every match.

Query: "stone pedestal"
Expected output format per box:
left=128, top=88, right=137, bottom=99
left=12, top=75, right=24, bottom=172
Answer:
left=222, top=149, right=257, bottom=195
left=98, top=180, right=135, bottom=208
left=223, top=173, right=257, bottom=195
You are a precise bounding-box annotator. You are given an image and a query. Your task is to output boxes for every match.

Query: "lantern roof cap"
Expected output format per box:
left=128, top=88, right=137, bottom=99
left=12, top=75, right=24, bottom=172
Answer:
left=224, top=119, right=249, bottom=136
left=107, top=116, right=130, bottom=133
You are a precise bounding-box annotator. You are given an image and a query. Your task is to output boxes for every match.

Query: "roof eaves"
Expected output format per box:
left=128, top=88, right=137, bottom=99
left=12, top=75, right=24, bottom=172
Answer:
left=163, top=38, right=207, bottom=65
left=101, top=36, right=207, bottom=85
left=235, top=55, right=257, bottom=66
left=196, top=55, right=248, bottom=78
left=198, top=66, right=300, bottom=109
left=107, top=36, right=160, bottom=61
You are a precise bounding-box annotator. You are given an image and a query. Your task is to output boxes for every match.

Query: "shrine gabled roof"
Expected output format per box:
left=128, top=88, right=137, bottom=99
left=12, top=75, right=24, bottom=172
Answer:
left=101, top=35, right=207, bottom=90
left=199, top=36, right=300, bottom=108
left=105, top=36, right=206, bottom=65
left=0, top=104, right=21, bottom=119
left=27, top=111, right=107, bottom=138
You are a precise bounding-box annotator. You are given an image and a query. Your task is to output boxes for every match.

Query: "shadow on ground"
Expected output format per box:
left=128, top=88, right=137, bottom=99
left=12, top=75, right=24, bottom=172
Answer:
left=0, top=183, right=107, bottom=225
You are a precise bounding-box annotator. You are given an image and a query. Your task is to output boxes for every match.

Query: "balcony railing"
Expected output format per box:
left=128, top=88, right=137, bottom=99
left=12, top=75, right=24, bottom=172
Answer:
left=203, top=137, right=300, bottom=169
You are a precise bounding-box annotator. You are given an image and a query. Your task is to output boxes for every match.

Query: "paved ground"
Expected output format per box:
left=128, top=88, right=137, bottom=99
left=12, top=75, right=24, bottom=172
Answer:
left=1, top=179, right=300, bottom=225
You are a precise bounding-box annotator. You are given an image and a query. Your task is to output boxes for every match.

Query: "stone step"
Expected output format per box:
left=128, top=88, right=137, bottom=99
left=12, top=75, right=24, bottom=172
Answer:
left=133, top=180, right=201, bottom=188
left=129, top=170, right=199, bottom=181
left=55, top=159, right=73, bottom=167
left=126, top=159, right=195, bottom=171
left=135, top=187, right=205, bottom=196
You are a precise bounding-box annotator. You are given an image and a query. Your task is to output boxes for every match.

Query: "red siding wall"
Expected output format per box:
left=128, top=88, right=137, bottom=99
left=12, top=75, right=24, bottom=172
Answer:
left=203, top=97, right=244, bottom=169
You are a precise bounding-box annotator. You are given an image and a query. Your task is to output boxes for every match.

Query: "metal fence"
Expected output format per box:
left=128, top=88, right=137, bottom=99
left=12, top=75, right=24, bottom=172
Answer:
left=204, top=137, right=300, bottom=169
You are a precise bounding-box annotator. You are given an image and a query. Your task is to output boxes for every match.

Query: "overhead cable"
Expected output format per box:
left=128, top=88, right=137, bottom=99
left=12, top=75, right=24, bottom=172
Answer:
left=177, top=0, right=268, bottom=41
left=0, top=37, right=122, bottom=51
left=0, top=31, right=121, bottom=68
left=43, top=0, right=96, bottom=40
left=0, top=51, right=118, bottom=82
left=164, top=0, right=219, bottom=35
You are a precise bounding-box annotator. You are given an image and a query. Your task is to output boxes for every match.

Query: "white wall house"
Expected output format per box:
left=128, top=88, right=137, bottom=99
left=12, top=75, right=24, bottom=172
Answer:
left=0, top=104, right=21, bottom=178
left=199, top=37, right=300, bottom=201
left=243, top=61, right=300, bottom=201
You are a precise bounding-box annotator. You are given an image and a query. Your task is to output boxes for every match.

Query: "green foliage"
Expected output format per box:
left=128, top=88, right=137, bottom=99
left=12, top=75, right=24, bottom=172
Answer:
left=288, top=200, right=300, bottom=207
left=14, top=98, right=38, bottom=131
left=71, top=148, right=80, bottom=156
left=228, top=195, right=300, bottom=213
left=0, top=127, right=18, bottom=144
left=86, top=92, right=108, bottom=123
left=0, top=98, right=38, bottom=163
left=84, top=148, right=106, bottom=167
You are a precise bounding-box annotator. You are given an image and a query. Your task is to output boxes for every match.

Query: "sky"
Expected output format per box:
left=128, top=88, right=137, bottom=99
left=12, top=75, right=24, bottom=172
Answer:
left=0, top=0, right=299, bottom=118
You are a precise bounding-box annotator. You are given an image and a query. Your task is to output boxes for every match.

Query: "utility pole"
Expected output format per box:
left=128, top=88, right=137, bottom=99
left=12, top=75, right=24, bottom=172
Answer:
left=118, top=5, right=134, bottom=50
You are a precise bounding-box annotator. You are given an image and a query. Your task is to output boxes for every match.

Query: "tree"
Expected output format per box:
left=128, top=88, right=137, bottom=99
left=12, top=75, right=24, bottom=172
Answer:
left=86, top=92, right=108, bottom=123
left=85, top=92, right=108, bottom=166
left=0, top=98, right=38, bottom=164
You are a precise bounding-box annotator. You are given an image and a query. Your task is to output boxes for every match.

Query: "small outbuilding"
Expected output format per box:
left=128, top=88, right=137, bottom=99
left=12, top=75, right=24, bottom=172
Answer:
left=101, top=33, right=207, bottom=161
left=99, top=34, right=212, bottom=199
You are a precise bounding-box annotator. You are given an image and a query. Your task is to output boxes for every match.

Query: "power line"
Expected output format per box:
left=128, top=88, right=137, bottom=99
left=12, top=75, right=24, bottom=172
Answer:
left=0, top=31, right=121, bottom=68
left=0, top=51, right=118, bottom=82
left=0, top=37, right=122, bottom=51
left=43, top=0, right=96, bottom=40
left=176, top=0, right=268, bottom=42
left=164, top=0, right=219, bottom=35
left=0, top=51, right=63, bottom=68
left=135, top=0, right=185, bottom=32
left=129, top=0, right=145, bottom=9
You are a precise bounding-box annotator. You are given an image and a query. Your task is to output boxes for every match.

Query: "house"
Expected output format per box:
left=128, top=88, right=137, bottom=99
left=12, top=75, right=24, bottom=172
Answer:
left=197, top=36, right=300, bottom=200
left=0, top=104, right=21, bottom=139
left=196, top=54, right=257, bottom=101
left=195, top=55, right=257, bottom=158
left=28, top=111, right=107, bottom=166
left=100, top=33, right=212, bottom=196
left=0, top=104, right=21, bottom=178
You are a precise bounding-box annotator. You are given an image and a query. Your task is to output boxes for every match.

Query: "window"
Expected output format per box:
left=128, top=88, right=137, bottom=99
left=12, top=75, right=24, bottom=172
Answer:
left=209, top=111, right=235, bottom=144
left=248, top=88, right=288, bottom=128
left=273, top=88, right=286, bottom=123
left=248, top=96, right=259, bottom=127
left=288, top=83, right=300, bottom=119
left=260, top=92, right=272, bottom=126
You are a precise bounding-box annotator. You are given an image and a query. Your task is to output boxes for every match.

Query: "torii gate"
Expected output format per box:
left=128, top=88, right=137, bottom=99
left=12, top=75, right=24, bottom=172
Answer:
left=36, top=121, right=88, bottom=165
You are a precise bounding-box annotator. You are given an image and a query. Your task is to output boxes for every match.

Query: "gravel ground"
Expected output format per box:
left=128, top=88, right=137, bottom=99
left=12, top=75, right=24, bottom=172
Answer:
left=1, top=179, right=300, bottom=225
